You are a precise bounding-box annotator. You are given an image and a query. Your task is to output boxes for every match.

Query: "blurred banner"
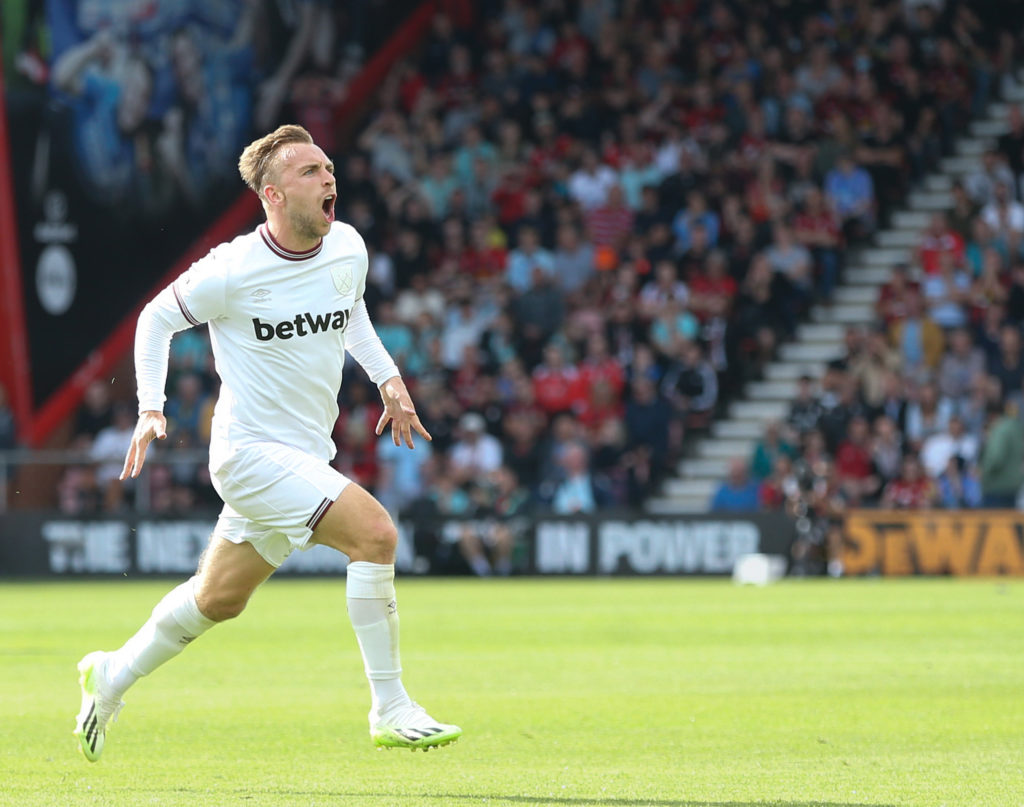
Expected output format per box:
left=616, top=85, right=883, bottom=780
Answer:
left=0, top=512, right=796, bottom=576
left=842, top=510, right=1024, bottom=576
left=5, top=0, right=262, bottom=408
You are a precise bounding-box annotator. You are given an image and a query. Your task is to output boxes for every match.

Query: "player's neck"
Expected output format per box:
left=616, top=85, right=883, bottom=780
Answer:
left=265, top=218, right=322, bottom=254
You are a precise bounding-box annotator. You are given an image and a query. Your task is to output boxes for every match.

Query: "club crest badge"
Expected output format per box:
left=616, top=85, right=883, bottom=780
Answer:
left=331, top=265, right=353, bottom=295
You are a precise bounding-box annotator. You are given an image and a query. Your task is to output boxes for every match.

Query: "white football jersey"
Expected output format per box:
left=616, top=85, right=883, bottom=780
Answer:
left=135, top=221, right=399, bottom=467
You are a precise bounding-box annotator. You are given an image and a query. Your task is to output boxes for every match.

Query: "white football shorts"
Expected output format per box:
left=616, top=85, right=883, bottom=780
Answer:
left=210, top=441, right=351, bottom=567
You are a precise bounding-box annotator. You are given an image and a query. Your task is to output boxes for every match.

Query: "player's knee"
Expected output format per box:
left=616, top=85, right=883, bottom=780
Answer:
left=363, top=514, right=398, bottom=560
left=197, top=591, right=249, bottom=622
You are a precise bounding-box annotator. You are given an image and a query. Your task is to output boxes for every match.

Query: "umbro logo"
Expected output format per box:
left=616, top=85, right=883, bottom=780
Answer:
left=386, top=599, right=397, bottom=615
left=251, top=288, right=272, bottom=299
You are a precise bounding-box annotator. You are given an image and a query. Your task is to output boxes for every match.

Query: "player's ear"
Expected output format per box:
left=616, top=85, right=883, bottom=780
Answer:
left=263, top=184, right=284, bottom=206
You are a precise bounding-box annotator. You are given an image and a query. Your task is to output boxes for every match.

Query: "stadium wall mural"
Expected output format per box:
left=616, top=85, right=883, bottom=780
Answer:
left=0, top=0, right=434, bottom=445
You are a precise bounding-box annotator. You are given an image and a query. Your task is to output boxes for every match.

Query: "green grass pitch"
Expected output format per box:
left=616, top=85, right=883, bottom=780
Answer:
left=1, top=577, right=1021, bottom=807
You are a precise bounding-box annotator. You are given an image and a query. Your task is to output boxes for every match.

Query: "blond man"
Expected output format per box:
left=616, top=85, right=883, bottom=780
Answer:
left=74, top=125, right=461, bottom=760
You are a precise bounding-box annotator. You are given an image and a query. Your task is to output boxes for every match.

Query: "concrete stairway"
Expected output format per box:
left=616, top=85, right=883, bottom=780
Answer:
left=646, top=86, right=1024, bottom=514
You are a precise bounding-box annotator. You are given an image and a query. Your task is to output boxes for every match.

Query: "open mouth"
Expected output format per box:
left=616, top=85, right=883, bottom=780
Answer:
left=322, top=194, right=335, bottom=223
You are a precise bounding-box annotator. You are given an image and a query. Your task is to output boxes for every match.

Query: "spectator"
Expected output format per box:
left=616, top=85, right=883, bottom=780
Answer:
left=857, top=103, right=908, bottom=223
left=795, top=44, right=843, bottom=100
left=89, top=404, right=136, bottom=511
left=791, top=456, right=847, bottom=577
left=710, top=458, right=761, bottom=512
left=970, top=248, right=1009, bottom=320
left=672, top=190, right=720, bottom=254
left=649, top=296, right=700, bottom=361
left=949, top=181, right=980, bottom=239
left=981, top=182, right=1024, bottom=247
left=965, top=149, right=1014, bottom=206
left=921, top=415, right=979, bottom=479
left=662, top=340, right=719, bottom=431
left=905, top=382, right=953, bottom=449
left=441, top=295, right=491, bottom=370
left=870, top=415, right=904, bottom=484
left=784, top=374, right=821, bottom=436
left=987, top=324, right=1024, bottom=399
left=918, top=213, right=966, bottom=276
left=532, top=343, right=580, bottom=416
left=937, top=455, right=983, bottom=509
left=938, top=327, right=986, bottom=405
left=825, top=151, right=874, bottom=241
left=979, top=401, right=1024, bottom=508
left=450, top=412, right=503, bottom=483
left=620, top=146, right=662, bottom=211
left=453, top=123, right=497, bottom=189
left=394, top=272, right=445, bottom=327
left=552, top=224, right=595, bottom=296
left=576, top=333, right=625, bottom=401
left=749, top=420, right=797, bottom=481
left=745, top=157, right=786, bottom=228
left=876, top=263, right=921, bottom=327
left=373, top=300, right=415, bottom=373
left=74, top=380, right=113, bottom=447
left=850, top=328, right=900, bottom=409
left=922, top=253, right=971, bottom=329
left=765, top=223, right=813, bottom=315
left=835, top=416, right=881, bottom=505
left=390, top=230, right=429, bottom=292
left=550, top=442, right=605, bottom=515
left=759, top=455, right=800, bottom=511
left=163, top=373, right=208, bottom=444
left=639, top=260, right=689, bottom=322
left=458, top=466, right=528, bottom=577
left=819, top=376, right=869, bottom=456
left=964, top=219, right=1006, bottom=279
left=585, top=185, right=634, bottom=251
left=376, top=428, right=433, bottom=514
left=688, top=249, right=737, bottom=322
left=512, top=269, right=565, bottom=362
left=568, top=147, right=617, bottom=210
left=792, top=186, right=842, bottom=303
left=624, top=376, right=671, bottom=472
left=506, top=225, right=555, bottom=293
left=889, top=290, right=944, bottom=379
left=881, top=455, right=936, bottom=509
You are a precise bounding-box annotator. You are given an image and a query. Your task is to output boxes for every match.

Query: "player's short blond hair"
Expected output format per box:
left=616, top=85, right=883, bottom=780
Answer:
left=238, top=125, right=314, bottom=199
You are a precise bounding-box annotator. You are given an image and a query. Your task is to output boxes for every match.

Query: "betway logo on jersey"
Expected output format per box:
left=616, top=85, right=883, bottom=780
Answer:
left=252, top=310, right=350, bottom=341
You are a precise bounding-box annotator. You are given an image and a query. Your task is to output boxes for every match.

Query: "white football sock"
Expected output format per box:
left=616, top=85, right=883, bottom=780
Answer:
left=346, top=561, right=409, bottom=712
left=103, top=578, right=216, bottom=697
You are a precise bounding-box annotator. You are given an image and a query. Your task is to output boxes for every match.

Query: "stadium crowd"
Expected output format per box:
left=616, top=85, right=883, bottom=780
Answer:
left=45, top=0, right=1023, bottom=574
left=716, top=116, right=1024, bottom=575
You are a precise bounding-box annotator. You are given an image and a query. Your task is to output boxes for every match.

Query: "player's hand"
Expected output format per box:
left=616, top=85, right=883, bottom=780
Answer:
left=120, top=410, right=167, bottom=480
left=375, top=376, right=432, bottom=449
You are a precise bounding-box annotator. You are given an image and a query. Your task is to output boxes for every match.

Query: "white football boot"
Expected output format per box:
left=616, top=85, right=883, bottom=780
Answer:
left=73, top=651, right=125, bottom=762
left=370, top=696, right=462, bottom=751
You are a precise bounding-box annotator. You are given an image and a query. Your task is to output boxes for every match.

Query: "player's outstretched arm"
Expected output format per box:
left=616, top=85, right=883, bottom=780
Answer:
left=375, top=376, right=432, bottom=449
left=120, top=411, right=168, bottom=480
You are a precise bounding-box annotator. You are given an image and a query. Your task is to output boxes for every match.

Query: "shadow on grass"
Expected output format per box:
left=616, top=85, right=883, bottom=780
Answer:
left=134, top=787, right=894, bottom=807
left=408, top=798, right=893, bottom=807
left=215, top=793, right=894, bottom=807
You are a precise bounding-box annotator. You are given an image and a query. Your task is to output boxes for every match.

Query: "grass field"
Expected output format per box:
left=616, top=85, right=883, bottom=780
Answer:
left=1, top=577, right=1021, bottom=807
